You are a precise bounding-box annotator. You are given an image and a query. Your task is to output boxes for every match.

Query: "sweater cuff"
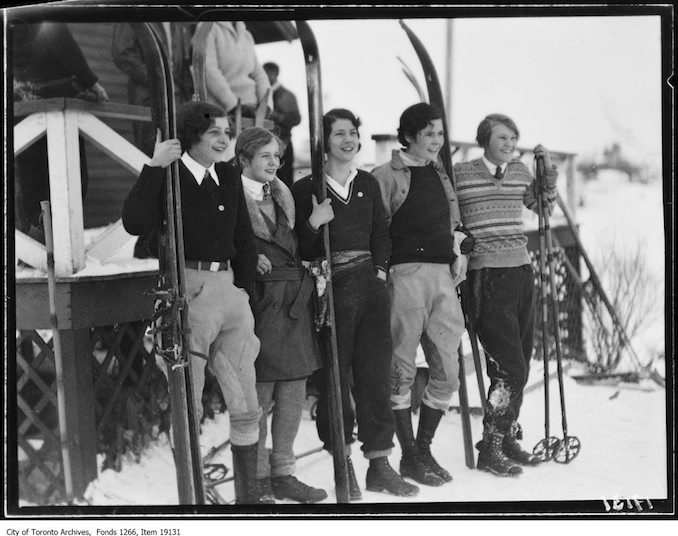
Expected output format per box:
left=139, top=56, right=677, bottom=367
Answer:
left=544, top=165, right=558, bottom=188
left=306, top=220, right=322, bottom=234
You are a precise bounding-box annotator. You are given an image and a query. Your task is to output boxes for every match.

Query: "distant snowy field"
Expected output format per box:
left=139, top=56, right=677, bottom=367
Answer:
left=15, top=171, right=669, bottom=519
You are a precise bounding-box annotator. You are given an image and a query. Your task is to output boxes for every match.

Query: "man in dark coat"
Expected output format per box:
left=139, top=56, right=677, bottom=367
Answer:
left=263, top=62, right=301, bottom=189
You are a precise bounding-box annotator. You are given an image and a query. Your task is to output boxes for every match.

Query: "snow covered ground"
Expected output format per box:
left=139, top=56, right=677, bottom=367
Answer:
left=11, top=171, right=671, bottom=524
left=83, top=366, right=668, bottom=509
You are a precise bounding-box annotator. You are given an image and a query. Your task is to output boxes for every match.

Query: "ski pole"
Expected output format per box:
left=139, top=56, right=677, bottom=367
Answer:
left=459, top=283, right=487, bottom=411
left=41, top=201, right=75, bottom=504
left=540, top=159, right=581, bottom=464
left=532, top=157, right=562, bottom=462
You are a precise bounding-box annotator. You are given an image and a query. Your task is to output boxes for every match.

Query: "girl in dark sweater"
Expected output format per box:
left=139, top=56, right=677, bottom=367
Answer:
left=292, top=109, right=418, bottom=499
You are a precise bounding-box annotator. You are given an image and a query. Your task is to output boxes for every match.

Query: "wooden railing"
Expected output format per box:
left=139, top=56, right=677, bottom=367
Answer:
left=14, top=98, right=152, bottom=276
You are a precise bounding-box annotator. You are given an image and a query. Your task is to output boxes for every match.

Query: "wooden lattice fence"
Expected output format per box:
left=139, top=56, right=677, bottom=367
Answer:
left=530, top=240, right=585, bottom=363
left=15, top=319, right=228, bottom=505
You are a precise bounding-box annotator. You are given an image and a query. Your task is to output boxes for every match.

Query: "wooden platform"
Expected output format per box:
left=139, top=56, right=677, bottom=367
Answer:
left=16, top=270, right=157, bottom=330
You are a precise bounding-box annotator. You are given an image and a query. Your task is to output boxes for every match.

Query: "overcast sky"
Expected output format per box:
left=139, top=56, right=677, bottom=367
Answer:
left=256, top=15, right=663, bottom=168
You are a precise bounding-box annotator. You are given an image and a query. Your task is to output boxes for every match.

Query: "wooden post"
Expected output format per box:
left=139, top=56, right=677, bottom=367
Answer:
left=45, top=108, right=86, bottom=276
left=55, top=327, right=98, bottom=498
left=565, top=154, right=577, bottom=217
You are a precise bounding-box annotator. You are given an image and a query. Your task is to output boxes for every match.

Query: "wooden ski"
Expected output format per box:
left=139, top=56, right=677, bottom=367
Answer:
left=129, top=22, right=205, bottom=505
left=295, top=19, right=350, bottom=503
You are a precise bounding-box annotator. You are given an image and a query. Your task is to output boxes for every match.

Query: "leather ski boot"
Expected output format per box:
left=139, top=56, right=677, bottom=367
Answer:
left=416, top=405, right=453, bottom=482
left=365, top=456, right=419, bottom=497
left=393, top=408, right=444, bottom=486
left=504, top=422, right=540, bottom=466
left=476, top=432, right=523, bottom=477
left=271, top=475, right=328, bottom=503
left=256, top=477, right=277, bottom=503
left=232, top=443, right=275, bottom=504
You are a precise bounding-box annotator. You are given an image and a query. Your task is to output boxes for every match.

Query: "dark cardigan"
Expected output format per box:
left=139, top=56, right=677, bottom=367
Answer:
left=122, top=161, right=257, bottom=290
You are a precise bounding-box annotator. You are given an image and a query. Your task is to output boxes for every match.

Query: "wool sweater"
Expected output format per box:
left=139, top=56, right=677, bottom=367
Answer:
left=292, top=170, right=391, bottom=272
left=389, top=163, right=455, bottom=265
left=198, top=21, right=270, bottom=112
left=454, top=157, right=558, bottom=270
left=122, top=161, right=257, bottom=290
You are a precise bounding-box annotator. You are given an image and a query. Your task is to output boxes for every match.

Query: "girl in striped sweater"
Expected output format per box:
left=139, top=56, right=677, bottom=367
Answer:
left=454, top=113, right=558, bottom=477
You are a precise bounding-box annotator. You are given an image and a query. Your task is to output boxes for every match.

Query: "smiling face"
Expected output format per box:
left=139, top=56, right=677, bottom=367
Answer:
left=405, top=119, right=444, bottom=163
left=188, top=116, right=230, bottom=167
left=241, top=139, right=282, bottom=184
left=326, top=118, right=360, bottom=164
left=484, top=122, right=518, bottom=166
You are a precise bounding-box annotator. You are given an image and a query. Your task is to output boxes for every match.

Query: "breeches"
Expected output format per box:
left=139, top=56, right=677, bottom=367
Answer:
left=389, top=262, right=465, bottom=411
left=470, top=265, right=535, bottom=434
left=184, top=268, right=262, bottom=446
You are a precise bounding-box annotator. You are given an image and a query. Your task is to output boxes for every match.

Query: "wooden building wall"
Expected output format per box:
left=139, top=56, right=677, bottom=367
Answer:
left=68, top=23, right=143, bottom=229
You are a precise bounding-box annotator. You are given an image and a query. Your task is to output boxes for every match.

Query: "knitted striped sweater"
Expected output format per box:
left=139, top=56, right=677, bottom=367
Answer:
left=454, top=158, right=557, bottom=270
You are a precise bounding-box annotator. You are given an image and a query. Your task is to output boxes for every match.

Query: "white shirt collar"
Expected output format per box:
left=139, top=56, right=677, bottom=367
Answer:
left=482, top=155, right=507, bottom=176
left=326, top=168, right=358, bottom=201
left=400, top=149, right=431, bottom=167
left=181, top=152, right=219, bottom=185
left=241, top=174, right=268, bottom=201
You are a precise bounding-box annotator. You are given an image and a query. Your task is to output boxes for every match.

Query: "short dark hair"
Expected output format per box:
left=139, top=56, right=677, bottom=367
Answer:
left=177, top=101, right=228, bottom=151
left=234, top=126, right=283, bottom=169
left=476, top=113, right=520, bottom=148
left=263, top=62, right=279, bottom=76
left=397, top=102, right=444, bottom=147
left=323, top=108, right=362, bottom=153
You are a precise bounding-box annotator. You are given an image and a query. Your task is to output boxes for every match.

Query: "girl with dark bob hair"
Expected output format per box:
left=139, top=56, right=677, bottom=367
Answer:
left=292, top=108, right=419, bottom=500
left=123, top=100, right=266, bottom=504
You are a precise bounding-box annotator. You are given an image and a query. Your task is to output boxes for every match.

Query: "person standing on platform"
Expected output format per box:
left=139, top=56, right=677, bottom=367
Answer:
left=198, top=21, right=271, bottom=118
left=263, top=62, right=301, bottom=189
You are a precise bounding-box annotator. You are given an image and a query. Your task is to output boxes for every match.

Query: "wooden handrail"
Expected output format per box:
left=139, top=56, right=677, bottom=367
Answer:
left=14, top=97, right=151, bottom=122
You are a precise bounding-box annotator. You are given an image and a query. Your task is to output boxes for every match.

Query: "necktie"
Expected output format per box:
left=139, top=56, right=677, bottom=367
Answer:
left=494, top=165, right=504, bottom=180
left=262, top=181, right=272, bottom=200
left=202, top=170, right=217, bottom=193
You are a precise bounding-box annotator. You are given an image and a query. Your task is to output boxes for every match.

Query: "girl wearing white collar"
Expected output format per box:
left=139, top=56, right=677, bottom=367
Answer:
left=236, top=127, right=327, bottom=504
